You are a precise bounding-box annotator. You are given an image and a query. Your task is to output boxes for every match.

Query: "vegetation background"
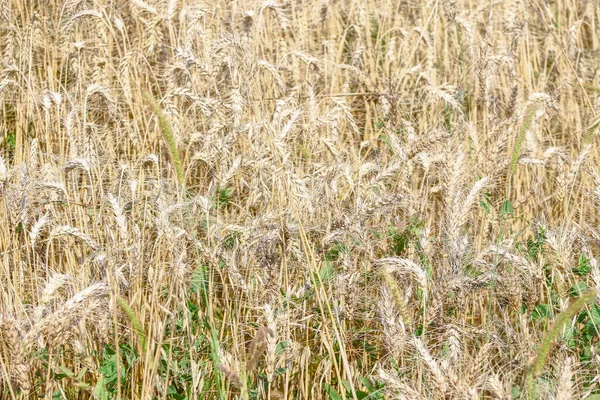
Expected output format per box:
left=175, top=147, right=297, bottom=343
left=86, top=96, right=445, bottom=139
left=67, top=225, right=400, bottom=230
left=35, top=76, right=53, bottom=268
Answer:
left=1, top=0, right=600, bottom=398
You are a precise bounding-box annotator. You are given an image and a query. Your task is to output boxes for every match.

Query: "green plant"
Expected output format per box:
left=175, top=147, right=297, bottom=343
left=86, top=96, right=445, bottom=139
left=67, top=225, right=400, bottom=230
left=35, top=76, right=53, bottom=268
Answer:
left=144, top=92, right=185, bottom=188
left=527, top=289, right=598, bottom=399
left=323, top=377, right=385, bottom=400
left=94, top=343, right=138, bottom=400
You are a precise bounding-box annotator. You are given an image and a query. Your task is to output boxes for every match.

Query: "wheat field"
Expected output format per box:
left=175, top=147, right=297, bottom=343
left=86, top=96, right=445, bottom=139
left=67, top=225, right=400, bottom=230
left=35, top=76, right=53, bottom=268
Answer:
left=1, top=0, right=600, bottom=399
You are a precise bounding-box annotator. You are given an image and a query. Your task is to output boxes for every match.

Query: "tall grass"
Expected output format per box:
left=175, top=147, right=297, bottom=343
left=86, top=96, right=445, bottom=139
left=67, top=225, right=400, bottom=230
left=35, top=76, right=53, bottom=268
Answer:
left=1, top=0, right=600, bottom=399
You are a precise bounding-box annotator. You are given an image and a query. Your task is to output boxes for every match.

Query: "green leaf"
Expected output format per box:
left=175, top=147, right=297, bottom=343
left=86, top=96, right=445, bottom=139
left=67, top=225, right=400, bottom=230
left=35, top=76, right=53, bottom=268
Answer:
left=585, top=320, right=599, bottom=337
left=501, top=200, right=514, bottom=217
left=99, top=356, right=117, bottom=382
left=275, top=340, right=289, bottom=357
left=590, top=304, right=600, bottom=325
left=93, top=376, right=109, bottom=400
left=325, top=242, right=347, bottom=261
left=76, top=366, right=88, bottom=380
left=524, top=226, right=546, bottom=260
left=119, top=342, right=138, bottom=366
left=323, top=383, right=343, bottom=400
left=532, top=304, right=552, bottom=321
left=341, top=380, right=354, bottom=397
left=583, top=304, right=600, bottom=337
left=479, top=199, right=490, bottom=214
left=167, top=384, right=187, bottom=399
left=379, top=135, right=390, bottom=146
left=343, top=381, right=370, bottom=400
left=359, top=376, right=375, bottom=393
left=318, top=262, right=336, bottom=283
left=390, top=228, right=409, bottom=255
left=4, top=130, right=16, bottom=150
left=574, top=253, right=593, bottom=276
left=511, top=385, right=522, bottom=400
left=215, top=187, right=234, bottom=208
left=190, top=265, right=208, bottom=294
left=296, top=144, right=311, bottom=159
left=415, top=324, right=423, bottom=336
left=563, top=325, right=578, bottom=349
left=58, top=365, right=74, bottom=377
left=570, top=281, right=588, bottom=297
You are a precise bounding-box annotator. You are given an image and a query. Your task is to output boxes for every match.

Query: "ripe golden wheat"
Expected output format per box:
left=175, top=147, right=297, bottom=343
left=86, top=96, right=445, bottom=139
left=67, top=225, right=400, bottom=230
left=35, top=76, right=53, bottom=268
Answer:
left=1, top=0, right=600, bottom=399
